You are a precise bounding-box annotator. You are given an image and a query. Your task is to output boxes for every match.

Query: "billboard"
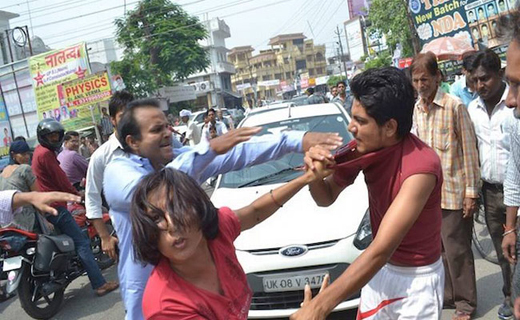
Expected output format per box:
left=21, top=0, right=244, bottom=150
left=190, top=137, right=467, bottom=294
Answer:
left=0, top=92, right=13, bottom=169
left=344, top=17, right=366, bottom=62
left=409, top=0, right=517, bottom=48
left=29, top=43, right=92, bottom=130
left=55, top=72, right=112, bottom=129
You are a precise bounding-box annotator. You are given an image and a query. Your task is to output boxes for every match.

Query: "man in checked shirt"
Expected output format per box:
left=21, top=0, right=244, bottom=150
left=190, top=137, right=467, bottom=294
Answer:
left=411, top=52, right=480, bottom=320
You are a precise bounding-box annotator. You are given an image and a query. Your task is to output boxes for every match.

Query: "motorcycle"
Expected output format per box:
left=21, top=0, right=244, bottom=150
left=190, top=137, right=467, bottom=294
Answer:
left=0, top=207, right=114, bottom=319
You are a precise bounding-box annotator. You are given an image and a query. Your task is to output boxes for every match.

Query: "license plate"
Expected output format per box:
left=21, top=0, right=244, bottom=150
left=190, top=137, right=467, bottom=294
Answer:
left=262, top=271, right=328, bottom=293
left=2, top=256, right=23, bottom=272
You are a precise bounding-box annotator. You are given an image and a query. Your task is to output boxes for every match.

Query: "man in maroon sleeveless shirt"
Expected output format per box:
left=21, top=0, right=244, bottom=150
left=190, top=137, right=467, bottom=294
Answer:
left=291, top=67, right=444, bottom=319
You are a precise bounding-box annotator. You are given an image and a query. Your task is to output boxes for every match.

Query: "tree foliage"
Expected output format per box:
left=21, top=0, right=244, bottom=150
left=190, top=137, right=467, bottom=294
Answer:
left=327, top=75, right=346, bottom=87
left=364, top=52, right=392, bottom=69
left=111, top=0, right=209, bottom=97
left=367, top=0, right=418, bottom=57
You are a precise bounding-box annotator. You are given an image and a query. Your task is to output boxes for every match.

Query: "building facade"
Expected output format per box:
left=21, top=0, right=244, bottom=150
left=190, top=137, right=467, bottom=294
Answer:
left=229, top=33, right=327, bottom=102
left=184, top=18, right=239, bottom=109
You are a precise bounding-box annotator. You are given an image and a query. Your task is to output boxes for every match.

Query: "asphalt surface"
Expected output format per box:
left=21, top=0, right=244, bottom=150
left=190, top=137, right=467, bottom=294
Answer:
left=0, top=245, right=508, bottom=320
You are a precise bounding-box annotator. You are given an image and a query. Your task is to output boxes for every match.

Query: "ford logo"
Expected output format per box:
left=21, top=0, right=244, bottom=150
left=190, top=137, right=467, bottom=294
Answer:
left=279, top=245, right=308, bottom=257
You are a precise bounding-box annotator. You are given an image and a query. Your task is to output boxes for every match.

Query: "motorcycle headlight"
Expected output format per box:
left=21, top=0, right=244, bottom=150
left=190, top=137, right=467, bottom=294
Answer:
left=353, top=209, right=373, bottom=250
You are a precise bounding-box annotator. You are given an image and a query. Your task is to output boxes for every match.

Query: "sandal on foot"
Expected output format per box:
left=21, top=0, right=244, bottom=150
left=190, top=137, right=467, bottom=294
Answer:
left=452, top=311, right=471, bottom=320
left=95, top=281, right=119, bottom=297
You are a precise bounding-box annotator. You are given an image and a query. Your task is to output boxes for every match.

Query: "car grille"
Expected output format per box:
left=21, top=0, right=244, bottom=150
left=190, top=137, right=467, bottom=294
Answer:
left=250, top=288, right=360, bottom=310
left=251, top=288, right=320, bottom=310
left=245, top=239, right=340, bottom=256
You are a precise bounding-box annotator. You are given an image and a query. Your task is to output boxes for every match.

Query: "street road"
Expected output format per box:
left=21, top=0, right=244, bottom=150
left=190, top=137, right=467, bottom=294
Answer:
left=0, top=246, right=507, bottom=320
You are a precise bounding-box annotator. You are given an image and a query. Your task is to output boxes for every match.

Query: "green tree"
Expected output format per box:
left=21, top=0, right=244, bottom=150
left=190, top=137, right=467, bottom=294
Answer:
left=327, top=75, right=346, bottom=87
left=111, top=0, right=209, bottom=97
left=367, top=0, right=420, bottom=58
left=364, top=52, right=392, bottom=69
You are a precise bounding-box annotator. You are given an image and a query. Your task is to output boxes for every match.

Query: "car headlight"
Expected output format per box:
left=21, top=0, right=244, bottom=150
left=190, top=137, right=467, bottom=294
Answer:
left=353, top=209, right=373, bottom=250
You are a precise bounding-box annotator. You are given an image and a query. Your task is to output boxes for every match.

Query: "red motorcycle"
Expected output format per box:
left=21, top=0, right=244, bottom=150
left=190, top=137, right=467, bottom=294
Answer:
left=0, top=205, right=114, bottom=319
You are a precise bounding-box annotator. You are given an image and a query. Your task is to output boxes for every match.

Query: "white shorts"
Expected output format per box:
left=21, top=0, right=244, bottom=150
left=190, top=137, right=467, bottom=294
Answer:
left=356, top=258, right=444, bottom=320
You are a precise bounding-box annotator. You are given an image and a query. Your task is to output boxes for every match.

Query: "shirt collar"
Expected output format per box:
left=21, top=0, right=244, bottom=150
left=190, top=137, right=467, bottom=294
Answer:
left=128, top=152, right=154, bottom=169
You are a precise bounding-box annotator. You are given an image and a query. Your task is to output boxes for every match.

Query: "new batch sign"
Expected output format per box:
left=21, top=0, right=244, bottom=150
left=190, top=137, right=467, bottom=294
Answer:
left=409, top=0, right=516, bottom=47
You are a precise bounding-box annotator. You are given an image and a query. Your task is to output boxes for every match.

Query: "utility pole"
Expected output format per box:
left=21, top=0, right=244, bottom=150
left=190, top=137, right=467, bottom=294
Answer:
left=334, top=25, right=349, bottom=83
left=307, top=20, right=316, bottom=39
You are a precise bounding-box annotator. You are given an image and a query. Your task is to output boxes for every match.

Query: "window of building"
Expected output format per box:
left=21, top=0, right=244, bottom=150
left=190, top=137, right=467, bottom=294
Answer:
left=316, top=67, right=323, bottom=75
left=286, top=72, right=292, bottom=79
left=274, top=73, right=282, bottom=80
left=203, top=75, right=211, bottom=81
left=283, top=57, right=289, bottom=64
left=309, top=68, right=315, bottom=76
left=295, top=60, right=306, bottom=71
left=316, top=52, right=324, bottom=61
left=306, top=55, right=313, bottom=62
left=262, top=75, right=272, bottom=81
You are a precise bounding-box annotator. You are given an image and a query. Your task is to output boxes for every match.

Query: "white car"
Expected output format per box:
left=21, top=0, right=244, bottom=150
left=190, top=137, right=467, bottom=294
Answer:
left=210, top=103, right=372, bottom=318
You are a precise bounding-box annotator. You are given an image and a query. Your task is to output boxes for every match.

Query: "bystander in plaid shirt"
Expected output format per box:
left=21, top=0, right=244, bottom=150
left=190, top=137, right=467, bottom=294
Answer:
left=413, top=88, right=480, bottom=210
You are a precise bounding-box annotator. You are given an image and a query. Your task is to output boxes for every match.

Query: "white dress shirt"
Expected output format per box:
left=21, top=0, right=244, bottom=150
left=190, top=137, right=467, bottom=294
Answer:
left=468, top=86, right=515, bottom=184
left=0, top=190, right=18, bottom=226
left=85, top=133, right=126, bottom=219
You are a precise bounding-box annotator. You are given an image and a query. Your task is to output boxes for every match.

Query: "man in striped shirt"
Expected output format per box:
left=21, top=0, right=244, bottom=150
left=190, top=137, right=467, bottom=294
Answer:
left=467, top=49, right=515, bottom=319
left=496, top=9, right=520, bottom=319
left=411, top=52, right=480, bottom=320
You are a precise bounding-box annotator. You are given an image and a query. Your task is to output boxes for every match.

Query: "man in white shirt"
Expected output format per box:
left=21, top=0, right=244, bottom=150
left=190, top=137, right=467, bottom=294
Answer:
left=202, top=108, right=227, bottom=142
left=85, top=90, right=134, bottom=261
left=468, top=49, right=515, bottom=319
left=179, top=109, right=200, bottom=146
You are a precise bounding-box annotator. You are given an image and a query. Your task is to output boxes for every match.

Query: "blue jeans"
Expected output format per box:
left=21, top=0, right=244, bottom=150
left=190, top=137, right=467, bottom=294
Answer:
left=46, top=206, right=106, bottom=290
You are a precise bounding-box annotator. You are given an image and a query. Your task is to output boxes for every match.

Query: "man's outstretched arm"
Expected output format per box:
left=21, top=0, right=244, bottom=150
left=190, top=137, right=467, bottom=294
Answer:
left=290, top=173, right=437, bottom=319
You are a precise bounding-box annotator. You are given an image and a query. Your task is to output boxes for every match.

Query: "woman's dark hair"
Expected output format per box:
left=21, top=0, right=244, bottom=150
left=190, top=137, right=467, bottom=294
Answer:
left=131, top=168, right=219, bottom=266
left=117, top=98, right=161, bottom=153
left=470, top=49, right=502, bottom=75
left=109, top=90, right=134, bottom=118
left=350, top=67, right=415, bottom=138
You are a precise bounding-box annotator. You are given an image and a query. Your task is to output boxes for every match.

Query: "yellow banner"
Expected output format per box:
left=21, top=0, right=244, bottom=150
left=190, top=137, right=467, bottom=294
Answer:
left=29, top=43, right=92, bottom=130
left=59, top=72, right=112, bottom=108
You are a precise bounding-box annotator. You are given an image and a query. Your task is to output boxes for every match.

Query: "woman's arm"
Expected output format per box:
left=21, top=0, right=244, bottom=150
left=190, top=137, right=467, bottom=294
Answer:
left=235, top=163, right=333, bottom=232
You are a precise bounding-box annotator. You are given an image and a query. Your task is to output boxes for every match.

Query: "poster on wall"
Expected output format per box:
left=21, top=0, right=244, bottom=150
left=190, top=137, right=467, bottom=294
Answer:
left=409, top=0, right=517, bottom=49
left=0, top=92, right=13, bottom=169
left=28, top=43, right=92, bottom=131
left=56, top=72, right=112, bottom=129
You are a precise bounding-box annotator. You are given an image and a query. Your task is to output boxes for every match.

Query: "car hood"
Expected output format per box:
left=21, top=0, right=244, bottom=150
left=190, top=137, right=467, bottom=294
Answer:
left=211, top=175, right=368, bottom=251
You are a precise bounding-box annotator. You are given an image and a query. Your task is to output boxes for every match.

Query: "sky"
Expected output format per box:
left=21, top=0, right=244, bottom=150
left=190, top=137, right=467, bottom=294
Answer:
left=0, top=0, right=352, bottom=58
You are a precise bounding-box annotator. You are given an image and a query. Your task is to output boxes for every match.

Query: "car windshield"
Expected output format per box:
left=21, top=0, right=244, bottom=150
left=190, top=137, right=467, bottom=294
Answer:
left=219, top=114, right=353, bottom=188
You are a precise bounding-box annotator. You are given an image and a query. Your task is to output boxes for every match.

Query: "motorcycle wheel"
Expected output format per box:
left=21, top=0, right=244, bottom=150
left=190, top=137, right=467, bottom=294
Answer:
left=18, top=267, right=64, bottom=320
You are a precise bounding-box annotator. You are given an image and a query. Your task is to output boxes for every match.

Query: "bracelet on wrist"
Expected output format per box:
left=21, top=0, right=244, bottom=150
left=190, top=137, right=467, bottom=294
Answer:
left=270, top=190, right=283, bottom=208
left=503, top=229, right=516, bottom=237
